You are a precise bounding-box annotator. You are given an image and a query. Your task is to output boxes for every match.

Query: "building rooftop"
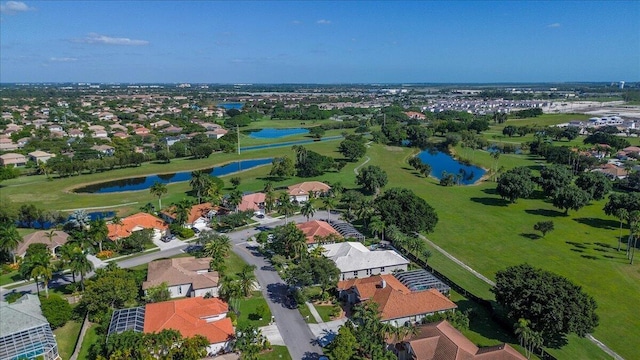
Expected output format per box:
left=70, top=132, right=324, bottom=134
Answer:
left=297, top=220, right=342, bottom=244
left=323, top=242, right=409, bottom=272
left=142, top=256, right=219, bottom=291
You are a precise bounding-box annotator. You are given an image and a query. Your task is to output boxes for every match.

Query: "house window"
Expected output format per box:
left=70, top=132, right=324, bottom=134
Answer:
left=366, top=269, right=370, bottom=276
left=353, top=271, right=358, bottom=277
left=179, top=286, right=182, bottom=294
left=380, top=267, right=386, bottom=273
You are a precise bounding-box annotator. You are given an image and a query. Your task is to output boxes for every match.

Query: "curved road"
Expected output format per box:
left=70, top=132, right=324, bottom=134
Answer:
left=1, top=212, right=333, bottom=359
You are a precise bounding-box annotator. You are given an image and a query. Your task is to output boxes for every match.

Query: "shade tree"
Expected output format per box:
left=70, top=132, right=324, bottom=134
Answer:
left=575, top=171, right=612, bottom=201
left=375, top=187, right=438, bottom=234
left=356, top=165, right=388, bottom=195
left=496, top=167, right=535, bottom=203
left=551, top=185, right=590, bottom=215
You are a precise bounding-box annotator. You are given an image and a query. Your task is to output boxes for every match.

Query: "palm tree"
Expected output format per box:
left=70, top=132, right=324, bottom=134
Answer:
left=88, top=218, right=108, bottom=252
left=309, top=245, right=325, bottom=258
left=44, top=229, right=57, bottom=244
left=190, top=170, right=210, bottom=203
left=37, top=161, right=52, bottom=179
left=30, top=253, right=53, bottom=298
left=292, top=240, right=308, bottom=260
left=57, top=243, right=78, bottom=284
left=265, top=190, right=276, bottom=213
left=219, top=277, right=243, bottom=311
left=149, top=182, right=168, bottom=210
left=322, top=197, right=337, bottom=222
left=173, top=199, right=193, bottom=226
left=238, top=264, right=257, bottom=297
left=263, top=181, right=274, bottom=193
left=67, top=210, right=90, bottom=230
left=110, top=214, right=124, bottom=246
left=369, top=216, right=386, bottom=242
left=356, top=200, right=374, bottom=230
left=0, top=222, right=21, bottom=264
left=278, top=192, right=296, bottom=224
left=227, top=190, right=243, bottom=213
left=615, top=208, right=628, bottom=251
left=292, top=145, right=307, bottom=165
left=629, top=212, right=640, bottom=265
left=301, top=201, right=316, bottom=221
left=70, top=251, right=94, bottom=292
left=205, top=181, right=223, bottom=206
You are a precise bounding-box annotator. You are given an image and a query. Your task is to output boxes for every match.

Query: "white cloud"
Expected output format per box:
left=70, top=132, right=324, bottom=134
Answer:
left=292, top=20, right=302, bottom=25
left=316, top=19, right=331, bottom=25
left=547, top=23, right=561, bottom=28
left=75, top=33, right=149, bottom=46
left=0, top=1, right=35, bottom=14
left=49, top=57, right=78, bottom=62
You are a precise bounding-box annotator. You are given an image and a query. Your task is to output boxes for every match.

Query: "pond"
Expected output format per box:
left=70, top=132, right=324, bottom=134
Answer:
left=417, top=150, right=486, bottom=185
left=248, top=128, right=309, bottom=139
left=74, top=158, right=273, bottom=193
left=218, top=102, right=244, bottom=110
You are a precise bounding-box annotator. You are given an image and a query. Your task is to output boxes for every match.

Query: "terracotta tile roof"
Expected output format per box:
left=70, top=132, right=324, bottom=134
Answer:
left=107, top=212, right=168, bottom=241
left=144, top=297, right=234, bottom=344
left=142, top=257, right=219, bottom=290
left=287, top=181, right=331, bottom=196
left=162, top=203, right=213, bottom=225
left=238, top=193, right=266, bottom=212
left=18, top=230, right=69, bottom=257
left=404, top=321, right=526, bottom=360
left=338, top=275, right=456, bottom=321
left=296, top=220, right=342, bottom=244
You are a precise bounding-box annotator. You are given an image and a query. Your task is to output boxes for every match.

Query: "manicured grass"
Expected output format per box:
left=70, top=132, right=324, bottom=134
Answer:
left=77, top=323, right=98, bottom=360
left=224, top=251, right=249, bottom=279
left=0, top=271, right=22, bottom=286
left=237, top=291, right=272, bottom=328
left=362, top=143, right=636, bottom=359
left=314, top=304, right=337, bottom=323
left=296, top=302, right=318, bottom=324
left=259, top=345, right=292, bottom=360
left=53, top=320, right=83, bottom=360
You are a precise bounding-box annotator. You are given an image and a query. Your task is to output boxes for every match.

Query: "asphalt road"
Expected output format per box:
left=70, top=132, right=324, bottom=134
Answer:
left=1, top=211, right=332, bottom=359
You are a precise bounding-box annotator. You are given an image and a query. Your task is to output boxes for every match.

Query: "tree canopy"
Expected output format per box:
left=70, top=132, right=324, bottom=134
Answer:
left=375, top=187, right=438, bottom=234
left=496, top=167, right=535, bottom=203
left=356, top=165, right=388, bottom=194
left=338, top=135, right=367, bottom=162
left=492, top=264, right=599, bottom=347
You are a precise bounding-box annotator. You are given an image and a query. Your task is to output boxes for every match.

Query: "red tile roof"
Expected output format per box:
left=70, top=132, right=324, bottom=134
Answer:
left=144, top=297, right=234, bottom=344
left=107, top=212, right=168, bottom=241
left=238, top=193, right=266, bottom=212
left=287, top=181, right=331, bottom=196
left=162, top=203, right=213, bottom=225
left=338, top=274, right=457, bottom=321
left=404, top=320, right=527, bottom=360
left=296, top=220, right=342, bottom=244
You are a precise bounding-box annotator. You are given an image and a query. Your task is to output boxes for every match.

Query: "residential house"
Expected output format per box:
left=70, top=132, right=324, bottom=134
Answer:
left=394, top=320, right=527, bottom=360
left=162, top=126, right=183, bottom=134
left=0, top=138, right=19, bottom=151
left=161, top=203, right=215, bottom=229
left=92, top=129, right=109, bottom=139
left=0, top=153, right=27, bottom=167
left=18, top=230, right=69, bottom=258
left=47, top=125, right=63, bottom=132
left=90, top=145, right=115, bottom=156
left=287, top=181, right=331, bottom=202
left=143, top=297, right=234, bottom=355
left=323, top=242, right=409, bottom=280
left=107, top=212, right=169, bottom=241
left=142, top=257, right=220, bottom=298
left=0, top=294, right=61, bottom=360
left=405, top=111, right=426, bottom=120
left=151, top=119, right=171, bottom=128
left=67, top=129, right=85, bottom=138
left=338, top=274, right=457, bottom=326
left=28, top=150, right=55, bottom=163
left=617, top=146, right=640, bottom=160
left=161, top=136, right=182, bottom=146
left=135, top=127, right=151, bottom=136
left=592, top=163, right=628, bottom=180
left=205, top=128, right=229, bottom=139
left=238, top=192, right=266, bottom=213
left=296, top=220, right=342, bottom=245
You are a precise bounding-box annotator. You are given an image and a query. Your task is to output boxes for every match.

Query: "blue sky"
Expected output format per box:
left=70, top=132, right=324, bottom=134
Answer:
left=1, top=1, right=638, bottom=83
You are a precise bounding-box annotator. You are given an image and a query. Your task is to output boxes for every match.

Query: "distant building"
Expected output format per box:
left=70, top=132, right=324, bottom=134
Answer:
left=107, top=212, right=168, bottom=241
left=238, top=192, right=266, bottom=213
left=142, top=257, right=220, bottom=298
left=323, top=242, right=408, bottom=280
left=18, top=230, right=69, bottom=258
left=0, top=295, right=61, bottom=360
left=287, top=181, right=331, bottom=202
left=28, top=151, right=55, bottom=163
left=0, top=153, right=27, bottom=167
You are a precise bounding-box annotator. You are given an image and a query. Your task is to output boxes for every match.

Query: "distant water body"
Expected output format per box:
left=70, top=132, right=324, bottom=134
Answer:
left=74, top=158, right=272, bottom=193
left=218, top=102, right=244, bottom=110
left=249, top=128, right=309, bottom=139
left=417, top=150, right=486, bottom=185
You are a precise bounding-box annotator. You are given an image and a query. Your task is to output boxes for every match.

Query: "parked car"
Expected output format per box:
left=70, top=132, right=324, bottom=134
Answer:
left=191, top=227, right=200, bottom=234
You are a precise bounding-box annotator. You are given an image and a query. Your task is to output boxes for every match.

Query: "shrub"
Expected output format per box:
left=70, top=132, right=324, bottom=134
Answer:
left=172, top=226, right=195, bottom=240
left=96, top=250, right=115, bottom=259
left=40, top=294, right=72, bottom=329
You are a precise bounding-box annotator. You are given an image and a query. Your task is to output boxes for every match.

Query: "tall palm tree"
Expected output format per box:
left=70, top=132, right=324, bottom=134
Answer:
left=190, top=170, right=210, bottom=203
left=70, top=251, right=94, bottom=292
left=614, top=208, right=628, bottom=252
left=149, top=182, right=168, bottom=210
left=30, top=253, right=53, bottom=298
left=263, top=181, right=274, bottom=193
left=238, top=264, right=257, bottom=297
left=265, top=190, right=276, bottom=213
left=301, top=201, right=316, bottom=221
left=629, top=212, right=640, bottom=265
left=322, top=197, right=337, bottom=222
left=310, top=245, right=326, bottom=258
left=57, top=243, right=78, bottom=284
left=88, top=218, right=108, bottom=252
left=292, top=145, right=307, bottom=165
left=356, top=200, right=374, bottom=230
left=227, top=190, right=243, bottom=213
left=369, top=216, right=386, bottom=242
left=205, top=181, right=223, bottom=206
left=44, top=229, right=57, bottom=244
left=173, top=199, right=193, bottom=226
left=219, top=277, right=243, bottom=311
left=0, top=223, right=21, bottom=263
left=278, top=192, right=296, bottom=224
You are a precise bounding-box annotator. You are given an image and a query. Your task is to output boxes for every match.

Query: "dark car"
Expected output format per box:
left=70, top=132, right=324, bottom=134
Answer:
left=191, top=227, right=201, bottom=234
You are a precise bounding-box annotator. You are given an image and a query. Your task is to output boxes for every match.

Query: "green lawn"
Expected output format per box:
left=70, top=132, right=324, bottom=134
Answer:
left=361, top=143, right=637, bottom=359
left=53, top=320, right=83, bottom=360
left=314, top=304, right=337, bottom=323
left=296, top=302, right=318, bottom=324
left=0, top=271, right=22, bottom=286
left=237, top=291, right=272, bottom=328
left=77, top=323, right=98, bottom=360
left=259, top=345, right=292, bottom=360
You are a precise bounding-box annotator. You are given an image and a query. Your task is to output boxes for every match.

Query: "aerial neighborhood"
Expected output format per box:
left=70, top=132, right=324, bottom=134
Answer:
left=0, top=80, right=639, bottom=360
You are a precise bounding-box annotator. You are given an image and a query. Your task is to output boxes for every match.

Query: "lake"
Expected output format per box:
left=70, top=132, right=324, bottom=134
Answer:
left=74, top=158, right=273, bottom=193
left=218, top=102, right=244, bottom=110
left=249, top=128, right=309, bottom=139
left=417, top=150, right=486, bottom=185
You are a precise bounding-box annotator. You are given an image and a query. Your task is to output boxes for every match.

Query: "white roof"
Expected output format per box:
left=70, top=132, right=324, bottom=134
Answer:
left=323, top=242, right=409, bottom=273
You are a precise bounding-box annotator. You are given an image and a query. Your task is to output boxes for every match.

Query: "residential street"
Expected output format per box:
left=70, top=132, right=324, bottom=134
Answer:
left=1, top=211, right=333, bottom=359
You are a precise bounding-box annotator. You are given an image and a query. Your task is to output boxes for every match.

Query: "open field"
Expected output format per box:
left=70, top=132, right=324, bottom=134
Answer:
left=3, top=114, right=637, bottom=358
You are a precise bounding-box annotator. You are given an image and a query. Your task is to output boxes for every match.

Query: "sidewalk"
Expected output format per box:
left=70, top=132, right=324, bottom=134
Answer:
left=259, top=324, right=285, bottom=346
